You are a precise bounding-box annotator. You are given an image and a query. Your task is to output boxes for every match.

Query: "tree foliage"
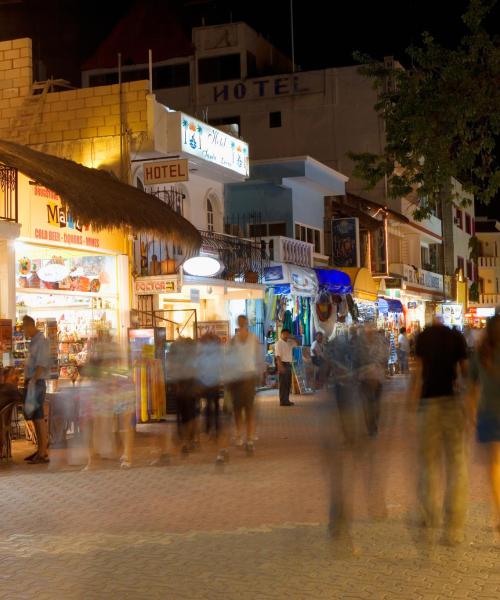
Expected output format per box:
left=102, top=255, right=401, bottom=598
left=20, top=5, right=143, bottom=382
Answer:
left=350, top=0, right=500, bottom=220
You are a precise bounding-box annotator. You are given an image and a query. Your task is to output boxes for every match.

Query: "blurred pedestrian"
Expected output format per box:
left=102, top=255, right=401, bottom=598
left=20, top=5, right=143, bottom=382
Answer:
left=275, top=328, right=297, bottom=406
left=198, top=332, right=229, bottom=466
left=409, top=316, right=468, bottom=546
left=311, top=331, right=326, bottom=389
left=169, top=337, right=198, bottom=456
left=22, top=315, right=50, bottom=464
left=357, top=325, right=387, bottom=437
left=227, top=315, right=262, bottom=454
left=467, top=315, right=500, bottom=538
left=398, top=327, right=410, bottom=374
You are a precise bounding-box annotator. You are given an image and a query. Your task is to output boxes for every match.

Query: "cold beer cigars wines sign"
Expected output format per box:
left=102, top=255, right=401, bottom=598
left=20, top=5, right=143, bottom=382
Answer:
left=32, top=186, right=101, bottom=248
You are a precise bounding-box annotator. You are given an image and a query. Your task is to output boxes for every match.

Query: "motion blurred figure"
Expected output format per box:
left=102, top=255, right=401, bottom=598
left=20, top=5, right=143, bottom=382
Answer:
left=275, top=328, right=297, bottom=406
left=397, top=327, right=410, bottom=375
left=169, top=337, right=198, bottom=455
left=226, top=315, right=262, bottom=454
left=468, top=315, right=500, bottom=538
left=409, top=316, right=468, bottom=546
left=197, top=332, right=229, bottom=466
left=357, top=325, right=387, bottom=437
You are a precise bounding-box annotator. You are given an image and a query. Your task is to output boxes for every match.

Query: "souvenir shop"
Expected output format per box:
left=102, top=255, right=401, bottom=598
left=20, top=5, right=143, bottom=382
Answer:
left=334, top=267, right=380, bottom=324
left=9, top=177, right=130, bottom=386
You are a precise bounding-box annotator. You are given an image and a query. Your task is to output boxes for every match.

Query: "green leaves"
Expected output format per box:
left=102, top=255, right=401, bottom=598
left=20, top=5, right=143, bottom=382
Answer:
left=351, top=0, right=500, bottom=220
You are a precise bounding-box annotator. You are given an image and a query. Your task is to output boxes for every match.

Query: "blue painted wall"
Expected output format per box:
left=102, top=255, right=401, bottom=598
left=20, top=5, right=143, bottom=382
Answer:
left=225, top=181, right=294, bottom=237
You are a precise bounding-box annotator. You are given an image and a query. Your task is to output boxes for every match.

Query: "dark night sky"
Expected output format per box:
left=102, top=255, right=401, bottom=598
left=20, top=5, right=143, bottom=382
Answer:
left=0, top=0, right=499, bottom=217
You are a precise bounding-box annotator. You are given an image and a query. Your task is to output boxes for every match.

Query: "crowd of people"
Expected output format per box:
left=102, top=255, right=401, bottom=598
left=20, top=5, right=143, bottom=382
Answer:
left=1, top=311, right=499, bottom=550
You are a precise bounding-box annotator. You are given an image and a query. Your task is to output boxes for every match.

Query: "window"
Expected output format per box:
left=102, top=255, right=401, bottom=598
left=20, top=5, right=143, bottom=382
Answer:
left=465, top=213, right=472, bottom=235
left=153, top=63, right=190, bottom=89
left=268, top=222, right=287, bottom=236
left=420, top=245, right=430, bottom=269
left=295, top=223, right=322, bottom=253
left=455, top=208, right=463, bottom=229
left=207, top=198, right=214, bottom=232
left=457, top=256, right=465, bottom=274
left=466, top=260, right=473, bottom=280
left=248, top=222, right=287, bottom=238
left=269, top=111, right=282, bottom=128
left=198, top=54, right=241, bottom=84
left=205, top=192, right=221, bottom=233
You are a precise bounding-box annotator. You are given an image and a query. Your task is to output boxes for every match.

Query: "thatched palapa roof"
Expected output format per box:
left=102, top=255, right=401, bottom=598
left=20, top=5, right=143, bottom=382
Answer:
left=0, top=139, right=201, bottom=252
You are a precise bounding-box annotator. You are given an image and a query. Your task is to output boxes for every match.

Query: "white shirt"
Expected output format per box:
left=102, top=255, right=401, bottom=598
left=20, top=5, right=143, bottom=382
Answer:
left=311, top=340, right=324, bottom=358
left=275, top=338, right=294, bottom=364
left=398, top=333, right=410, bottom=353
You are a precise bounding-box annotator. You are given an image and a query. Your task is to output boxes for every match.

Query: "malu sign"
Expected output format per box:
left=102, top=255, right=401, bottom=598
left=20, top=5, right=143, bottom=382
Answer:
left=143, top=159, right=189, bottom=185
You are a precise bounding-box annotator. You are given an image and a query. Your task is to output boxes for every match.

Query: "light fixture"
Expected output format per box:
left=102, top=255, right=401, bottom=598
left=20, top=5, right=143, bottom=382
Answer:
left=182, top=256, right=223, bottom=277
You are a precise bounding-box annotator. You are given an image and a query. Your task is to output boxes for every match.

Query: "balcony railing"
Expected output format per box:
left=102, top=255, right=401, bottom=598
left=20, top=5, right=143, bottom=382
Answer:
left=261, top=236, right=314, bottom=268
left=133, top=229, right=268, bottom=284
left=0, top=165, right=18, bottom=222
left=479, top=293, right=500, bottom=306
left=479, top=256, right=498, bottom=268
left=390, top=263, right=444, bottom=292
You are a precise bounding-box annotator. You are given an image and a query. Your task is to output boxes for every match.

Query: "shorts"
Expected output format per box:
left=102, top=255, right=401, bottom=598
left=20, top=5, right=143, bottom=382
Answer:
left=24, top=379, right=46, bottom=421
left=477, top=410, right=500, bottom=444
left=228, top=377, right=255, bottom=411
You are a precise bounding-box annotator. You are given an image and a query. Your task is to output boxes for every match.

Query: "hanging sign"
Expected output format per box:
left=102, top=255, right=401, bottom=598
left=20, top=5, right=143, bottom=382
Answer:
left=134, top=276, right=178, bottom=294
left=143, top=159, right=189, bottom=185
left=331, top=218, right=360, bottom=268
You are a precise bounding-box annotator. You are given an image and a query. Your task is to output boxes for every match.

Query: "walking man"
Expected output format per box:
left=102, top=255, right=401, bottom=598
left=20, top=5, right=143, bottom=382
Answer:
left=275, top=328, right=296, bottom=406
left=22, top=315, right=50, bottom=464
left=409, top=316, right=468, bottom=546
left=398, top=327, right=410, bottom=374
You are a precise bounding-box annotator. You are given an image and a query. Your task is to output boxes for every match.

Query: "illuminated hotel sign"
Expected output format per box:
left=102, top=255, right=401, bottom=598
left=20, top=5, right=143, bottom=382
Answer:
left=166, top=112, right=249, bottom=177
left=143, top=159, right=189, bottom=185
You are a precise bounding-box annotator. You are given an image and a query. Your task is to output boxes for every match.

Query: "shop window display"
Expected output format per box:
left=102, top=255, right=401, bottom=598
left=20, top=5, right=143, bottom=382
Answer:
left=15, top=244, right=119, bottom=383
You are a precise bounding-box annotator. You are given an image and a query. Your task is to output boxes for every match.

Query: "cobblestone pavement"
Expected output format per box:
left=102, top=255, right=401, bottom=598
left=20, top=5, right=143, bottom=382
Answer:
left=1, top=377, right=499, bottom=599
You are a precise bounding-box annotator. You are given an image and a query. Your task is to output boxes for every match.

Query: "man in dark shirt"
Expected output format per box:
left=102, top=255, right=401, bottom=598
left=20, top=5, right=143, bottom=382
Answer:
left=410, top=316, right=468, bottom=546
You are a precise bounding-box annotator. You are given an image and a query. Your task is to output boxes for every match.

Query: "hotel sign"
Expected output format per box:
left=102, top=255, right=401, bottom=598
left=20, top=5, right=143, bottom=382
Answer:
left=143, top=159, right=189, bottom=185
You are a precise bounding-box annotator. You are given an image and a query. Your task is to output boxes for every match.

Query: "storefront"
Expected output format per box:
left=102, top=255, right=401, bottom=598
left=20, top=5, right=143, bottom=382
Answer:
left=6, top=175, right=130, bottom=382
left=336, top=267, right=379, bottom=322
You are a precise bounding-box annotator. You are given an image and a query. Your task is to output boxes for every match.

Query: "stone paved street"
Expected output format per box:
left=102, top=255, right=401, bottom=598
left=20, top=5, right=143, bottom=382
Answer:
left=1, top=377, right=499, bottom=599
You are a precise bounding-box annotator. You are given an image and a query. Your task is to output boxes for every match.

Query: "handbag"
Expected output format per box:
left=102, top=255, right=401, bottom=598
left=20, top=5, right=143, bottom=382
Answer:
left=24, top=382, right=37, bottom=420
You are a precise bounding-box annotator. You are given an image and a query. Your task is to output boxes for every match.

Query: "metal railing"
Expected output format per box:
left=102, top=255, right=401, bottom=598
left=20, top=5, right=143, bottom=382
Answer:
left=0, top=165, right=18, bottom=223
left=479, top=293, right=500, bottom=306
left=261, top=236, right=313, bottom=268
left=478, top=256, right=498, bottom=268
left=390, top=263, right=444, bottom=291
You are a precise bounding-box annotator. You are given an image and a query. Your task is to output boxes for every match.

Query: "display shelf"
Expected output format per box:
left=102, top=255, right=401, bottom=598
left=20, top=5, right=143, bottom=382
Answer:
left=16, top=288, right=118, bottom=299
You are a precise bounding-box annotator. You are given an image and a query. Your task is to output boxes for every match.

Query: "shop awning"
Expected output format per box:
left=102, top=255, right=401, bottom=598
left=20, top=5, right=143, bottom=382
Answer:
left=314, top=268, right=352, bottom=294
left=0, top=139, right=201, bottom=251
left=337, top=267, right=379, bottom=301
left=377, top=297, right=404, bottom=314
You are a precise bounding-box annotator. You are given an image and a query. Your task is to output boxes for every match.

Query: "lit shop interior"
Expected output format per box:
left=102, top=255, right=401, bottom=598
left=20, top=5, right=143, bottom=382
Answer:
left=14, top=242, right=120, bottom=384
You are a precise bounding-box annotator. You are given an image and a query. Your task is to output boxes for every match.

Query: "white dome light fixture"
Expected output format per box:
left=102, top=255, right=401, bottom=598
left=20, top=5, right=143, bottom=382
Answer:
left=182, top=256, right=223, bottom=277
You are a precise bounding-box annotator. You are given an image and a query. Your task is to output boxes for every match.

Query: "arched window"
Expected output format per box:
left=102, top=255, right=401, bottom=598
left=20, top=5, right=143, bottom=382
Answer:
left=207, top=197, right=214, bottom=232
left=205, top=191, right=221, bottom=233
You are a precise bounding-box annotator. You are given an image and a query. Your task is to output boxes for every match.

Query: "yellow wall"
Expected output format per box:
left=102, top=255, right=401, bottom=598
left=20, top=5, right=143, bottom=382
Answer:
left=0, top=38, right=150, bottom=178
left=17, top=173, right=128, bottom=255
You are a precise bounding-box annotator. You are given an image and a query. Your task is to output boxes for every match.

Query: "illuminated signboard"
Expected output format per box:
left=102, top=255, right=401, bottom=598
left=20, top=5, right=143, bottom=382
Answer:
left=167, top=112, right=249, bottom=177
